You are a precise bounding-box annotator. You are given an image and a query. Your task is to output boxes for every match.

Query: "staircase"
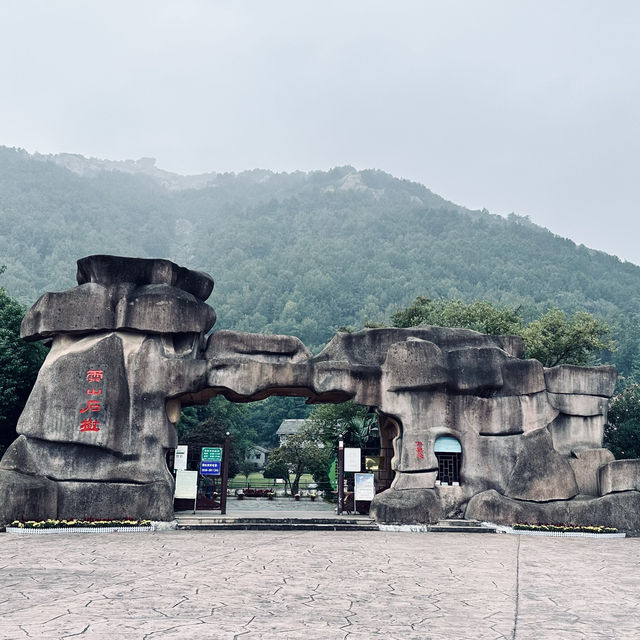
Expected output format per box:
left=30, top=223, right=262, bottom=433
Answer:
left=428, top=519, right=497, bottom=533
left=175, top=514, right=379, bottom=532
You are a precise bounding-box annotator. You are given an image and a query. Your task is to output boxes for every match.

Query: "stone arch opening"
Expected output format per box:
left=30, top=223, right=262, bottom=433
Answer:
left=172, top=389, right=397, bottom=512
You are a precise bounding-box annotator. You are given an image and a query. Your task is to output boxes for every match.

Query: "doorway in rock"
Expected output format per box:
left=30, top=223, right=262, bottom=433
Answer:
left=169, top=393, right=396, bottom=516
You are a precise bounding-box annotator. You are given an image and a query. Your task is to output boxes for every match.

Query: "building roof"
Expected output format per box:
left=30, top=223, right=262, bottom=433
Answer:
left=247, top=445, right=270, bottom=454
left=275, top=419, right=308, bottom=436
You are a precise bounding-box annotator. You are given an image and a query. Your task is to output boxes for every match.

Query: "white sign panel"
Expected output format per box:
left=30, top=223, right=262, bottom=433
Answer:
left=174, top=445, right=188, bottom=471
left=354, top=473, right=375, bottom=501
left=344, top=447, right=361, bottom=472
left=174, top=470, right=198, bottom=499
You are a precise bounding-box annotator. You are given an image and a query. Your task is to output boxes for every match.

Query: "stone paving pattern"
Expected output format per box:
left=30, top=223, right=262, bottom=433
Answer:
left=0, top=530, right=638, bottom=639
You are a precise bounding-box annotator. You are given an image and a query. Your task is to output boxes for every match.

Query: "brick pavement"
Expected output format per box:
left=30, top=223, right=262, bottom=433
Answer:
left=0, top=530, right=637, bottom=639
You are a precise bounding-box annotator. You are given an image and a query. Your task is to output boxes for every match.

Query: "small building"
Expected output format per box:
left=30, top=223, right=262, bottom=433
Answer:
left=275, top=419, right=307, bottom=445
left=245, top=445, right=270, bottom=469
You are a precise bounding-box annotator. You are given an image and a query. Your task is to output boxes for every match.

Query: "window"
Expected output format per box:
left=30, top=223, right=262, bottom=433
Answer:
left=434, top=436, right=462, bottom=485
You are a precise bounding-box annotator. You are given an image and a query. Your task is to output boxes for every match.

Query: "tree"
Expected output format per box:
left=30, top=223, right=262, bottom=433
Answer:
left=391, top=296, right=613, bottom=368
left=308, top=401, right=378, bottom=448
left=239, top=458, right=258, bottom=483
left=520, top=309, right=613, bottom=367
left=177, top=396, right=258, bottom=478
left=0, top=270, right=47, bottom=453
left=265, top=424, right=331, bottom=495
left=263, top=457, right=292, bottom=493
left=604, top=384, right=640, bottom=459
left=391, top=297, right=522, bottom=335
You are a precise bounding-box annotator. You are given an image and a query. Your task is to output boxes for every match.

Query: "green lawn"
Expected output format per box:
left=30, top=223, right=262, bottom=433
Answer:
left=228, top=471, right=315, bottom=489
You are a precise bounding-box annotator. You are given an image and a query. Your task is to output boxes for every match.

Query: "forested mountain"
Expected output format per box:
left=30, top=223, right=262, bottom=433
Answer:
left=2, top=145, right=640, bottom=377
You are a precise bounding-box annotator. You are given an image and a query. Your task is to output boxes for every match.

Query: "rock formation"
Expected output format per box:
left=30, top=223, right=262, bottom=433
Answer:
left=2, top=255, right=640, bottom=533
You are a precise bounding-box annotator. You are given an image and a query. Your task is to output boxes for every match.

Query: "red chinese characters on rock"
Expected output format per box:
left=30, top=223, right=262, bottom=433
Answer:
left=79, top=369, right=104, bottom=432
left=86, top=370, right=103, bottom=383
left=416, top=441, right=425, bottom=460
left=79, top=419, right=100, bottom=432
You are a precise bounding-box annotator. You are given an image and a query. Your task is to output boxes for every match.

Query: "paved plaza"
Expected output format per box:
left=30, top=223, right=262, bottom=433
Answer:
left=0, top=527, right=638, bottom=640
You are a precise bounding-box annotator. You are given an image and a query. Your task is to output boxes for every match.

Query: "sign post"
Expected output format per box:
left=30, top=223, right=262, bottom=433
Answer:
left=220, top=433, right=231, bottom=515
left=354, top=473, right=375, bottom=502
left=199, top=460, right=221, bottom=475
left=173, top=445, right=188, bottom=471
left=201, top=447, right=223, bottom=462
left=174, top=470, right=198, bottom=514
left=337, top=439, right=344, bottom=515
left=344, top=447, right=361, bottom=472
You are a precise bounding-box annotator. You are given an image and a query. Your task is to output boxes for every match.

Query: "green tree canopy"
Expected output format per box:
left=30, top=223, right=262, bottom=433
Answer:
left=178, top=396, right=257, bottom=478
left=520, top=308, right=613, bottom=367
left=391, top=296, right=522, bottom=336
left=604, top=384, right=640, bottom=459
left=0, top=269, right=47, bottom=452
left=307, top=401, right=378, bottom=448
left=264, top=424, right=332, bottom=495
left=391, top=296, right=613, bottom=368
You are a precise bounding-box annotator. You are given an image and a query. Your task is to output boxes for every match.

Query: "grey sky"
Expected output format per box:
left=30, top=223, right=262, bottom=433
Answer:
left=2, top=1, right=639, bottom=263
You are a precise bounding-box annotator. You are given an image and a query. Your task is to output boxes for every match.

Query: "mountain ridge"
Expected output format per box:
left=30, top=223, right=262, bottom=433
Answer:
left=1, top=145, right=639, bottom=376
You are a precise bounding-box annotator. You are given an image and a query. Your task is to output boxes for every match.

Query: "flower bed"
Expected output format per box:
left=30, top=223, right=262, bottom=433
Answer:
left=506, top=522, right=625, bottom=538
left=6, top=519, right=153, bottom=534
left=242, top=489, right=274, bottom=498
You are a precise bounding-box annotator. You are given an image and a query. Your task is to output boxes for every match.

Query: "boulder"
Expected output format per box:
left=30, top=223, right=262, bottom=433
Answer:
left=461, top=434, right=521, bottom=496
left=21, top=283, right=114, bottom=340
left=466, top=489, right=572, bottom=525
left=314, top=327, right=523, bottom=367
left=22, top=283, right=215, bottom=339
left=370, top=488, right=442, bottom=524
left=454, top=392, right=558, bottom=436
left=21, top=255, right=216, bottom=340
left=207, top=330, right=312, bottom=363
left=505, top=428, right=578, bottom=501
left=115, top=284, right=216, bottom=334
left=599, top=459, right=640, bottom=495
left=17, top=334, right=132, bottom=453
left=547, top=392, right=608, bottom=417
left=0, top=469, right=58, bottom=524
left=0, top=435, right=170, bottom=484
left=446, top=347, right=505, bottom=393
left=466, top=489, right=640, bottom=534
left=500, top=358, right=546, bottom=395
left=391, top=471, right=438, bottom=490
left=544, top=365, right=617, bottom=397
left=568, top=449, right=615, bottom=496
left=382, top=339, right=448, bottom=391
left=548, top=414, right=605, bottom=455
left=76, top=254, right=214, bottom=301
left=56, top=480, right=174, bottom=521
left=389, top=392, right=448, bottom=472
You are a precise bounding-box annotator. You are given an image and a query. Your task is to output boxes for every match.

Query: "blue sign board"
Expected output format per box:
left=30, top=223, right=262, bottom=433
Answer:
left=200, top=461, right=221, bottom=476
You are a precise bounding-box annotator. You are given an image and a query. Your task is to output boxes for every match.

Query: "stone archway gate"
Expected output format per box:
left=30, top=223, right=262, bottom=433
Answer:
left=1, top=255, right=639, bottom=531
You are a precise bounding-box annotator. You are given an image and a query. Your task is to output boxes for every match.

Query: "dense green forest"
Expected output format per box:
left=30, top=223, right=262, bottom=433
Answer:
left=2, top=145, right=640, bottom=447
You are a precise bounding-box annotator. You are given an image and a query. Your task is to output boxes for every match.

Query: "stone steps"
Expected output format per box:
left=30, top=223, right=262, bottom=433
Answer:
left=428, top=519, right=497, bottom=534
left=175, top=515, right=379, bottom=532
left=175, top=515, right=496, bottom=533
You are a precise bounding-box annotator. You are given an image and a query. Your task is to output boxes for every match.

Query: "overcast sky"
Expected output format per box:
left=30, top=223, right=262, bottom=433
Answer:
left=2, top=1, right=639, bottom=263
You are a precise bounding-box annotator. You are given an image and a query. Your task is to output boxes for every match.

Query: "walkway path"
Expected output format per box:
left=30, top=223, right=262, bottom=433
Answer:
left=0, top=529, right=637, bottom=639
left=179, top=495, right=363, bottom=521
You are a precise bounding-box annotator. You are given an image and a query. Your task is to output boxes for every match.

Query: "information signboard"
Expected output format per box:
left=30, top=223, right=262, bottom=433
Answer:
left=200, top=460, right=221, bottom=476
left=174, top=470, right=198, bottom=499
left=344, top=447, right=361, bottom=472
left=174, top=445, right=188, bottom=471
left=201, top=447, right=223, bottom=462
left=354, top=473, right=375, bottom=501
